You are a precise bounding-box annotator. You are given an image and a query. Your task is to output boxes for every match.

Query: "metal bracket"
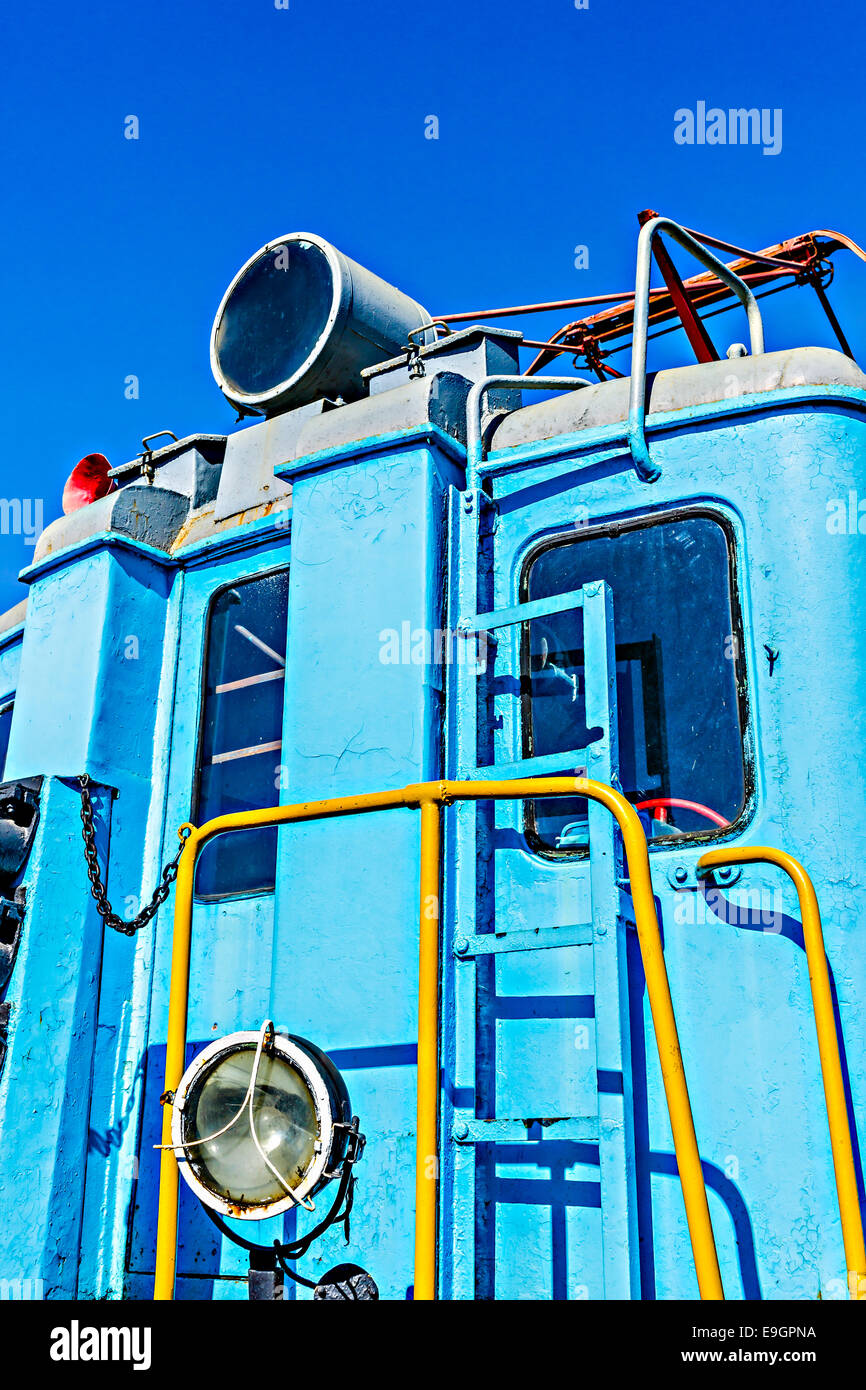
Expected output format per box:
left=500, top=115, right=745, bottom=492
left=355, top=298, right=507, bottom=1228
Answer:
left=453, top=921, right=593, bottom=957
left=666, top=861, right=742, bottom=891
left=452, top=1115, right=599, bottom=1145
left=108, top=430, right=179, bottom=485
left=324, top=1116, right=366, bottom=1179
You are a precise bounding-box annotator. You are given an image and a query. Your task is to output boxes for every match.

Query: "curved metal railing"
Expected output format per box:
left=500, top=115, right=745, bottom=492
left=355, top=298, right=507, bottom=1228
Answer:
left=698, top=845, right=866, bottom=1300
left=153, top=775, right=724, bottom=1302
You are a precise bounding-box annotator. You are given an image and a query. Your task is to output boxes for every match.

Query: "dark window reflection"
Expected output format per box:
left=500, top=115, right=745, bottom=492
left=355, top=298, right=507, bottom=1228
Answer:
left=524, top=514, right=746, bottom=849
left=0, top=701, right=13, bottom=779
left=195, top=571, right=289, bottom=898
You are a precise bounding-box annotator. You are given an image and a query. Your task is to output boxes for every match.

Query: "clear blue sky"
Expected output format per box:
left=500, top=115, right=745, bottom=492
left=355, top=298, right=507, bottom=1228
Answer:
left=2, top=0, right=864, bottom=608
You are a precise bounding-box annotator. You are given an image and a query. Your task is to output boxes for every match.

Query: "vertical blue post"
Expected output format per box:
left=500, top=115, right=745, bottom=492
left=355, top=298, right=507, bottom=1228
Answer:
left=444, top=481, right=484, bottom=1300
left=583, top=580, right=640, bottom=1297
left=0, top=543, right=178, bottom=1298
left=0, top=777, right=112, bottom=1296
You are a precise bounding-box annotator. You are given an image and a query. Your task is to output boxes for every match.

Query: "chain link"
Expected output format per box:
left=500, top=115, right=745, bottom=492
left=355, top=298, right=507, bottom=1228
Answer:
left=78, top=774, right=186, bottom=936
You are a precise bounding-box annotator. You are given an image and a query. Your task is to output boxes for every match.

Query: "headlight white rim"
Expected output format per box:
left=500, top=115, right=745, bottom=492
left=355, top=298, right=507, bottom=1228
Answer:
left=170, top=1029, right=336, bottom=1220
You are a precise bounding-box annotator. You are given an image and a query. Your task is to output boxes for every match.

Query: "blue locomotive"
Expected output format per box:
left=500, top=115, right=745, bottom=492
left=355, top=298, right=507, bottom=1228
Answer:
left=0, top=214, right=864, bottom=1301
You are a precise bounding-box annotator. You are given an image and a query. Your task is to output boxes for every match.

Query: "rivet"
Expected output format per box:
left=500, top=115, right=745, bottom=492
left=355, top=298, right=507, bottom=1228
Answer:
left=674, top=866, right=689, bottom=885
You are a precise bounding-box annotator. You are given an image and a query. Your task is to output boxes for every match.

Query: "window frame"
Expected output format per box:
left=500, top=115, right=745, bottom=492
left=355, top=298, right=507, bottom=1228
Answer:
left=518, top=504, right=753, bottom=858
left=191, top=564, right=290, bottom=902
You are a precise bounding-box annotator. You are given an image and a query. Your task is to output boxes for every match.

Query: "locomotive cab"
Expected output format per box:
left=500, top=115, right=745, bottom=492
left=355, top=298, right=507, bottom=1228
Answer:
left=0, top=216, right=864, bottom=1302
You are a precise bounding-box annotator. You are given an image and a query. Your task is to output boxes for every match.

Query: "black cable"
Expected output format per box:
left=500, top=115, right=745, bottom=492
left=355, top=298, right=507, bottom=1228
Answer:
left=199, top=1163, right=356, bottom=1279
left=271, top=1251, right=319, bottom=1290
left=278, top=1166, right=355, bottom=1258
left=201, top=1204, right=320, bottom=1288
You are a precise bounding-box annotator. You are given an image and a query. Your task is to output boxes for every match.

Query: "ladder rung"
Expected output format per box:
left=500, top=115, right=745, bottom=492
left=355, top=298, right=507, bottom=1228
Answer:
left=453, top=922, right=593, bottom=957
left=465, top=587, right=587, bottom=632
left=452, top=1116, right=600, bottom=1145
left=469, top=745, right=600, bottom=780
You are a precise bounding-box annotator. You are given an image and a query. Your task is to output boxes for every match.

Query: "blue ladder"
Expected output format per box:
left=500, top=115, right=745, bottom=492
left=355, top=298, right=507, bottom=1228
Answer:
left=443, top=536, right=640, bottom=1298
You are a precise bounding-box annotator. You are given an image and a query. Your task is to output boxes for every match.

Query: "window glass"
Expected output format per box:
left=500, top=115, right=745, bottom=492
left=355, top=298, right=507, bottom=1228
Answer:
left=195, top=571, right=289, bottom=897
left=0, top=701, right=13, bottom=779
left=524, top=514, right=746, bottom=850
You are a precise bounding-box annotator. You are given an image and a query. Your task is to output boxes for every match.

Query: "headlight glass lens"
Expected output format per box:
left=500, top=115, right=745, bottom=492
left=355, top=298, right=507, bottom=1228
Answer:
left=183, top=1046, right=319, bottom=1208
left=215, top=239, right=334, bottom=396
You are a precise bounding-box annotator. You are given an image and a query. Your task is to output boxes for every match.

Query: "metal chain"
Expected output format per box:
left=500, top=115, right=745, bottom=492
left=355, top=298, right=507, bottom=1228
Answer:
left=78, top=774, right=187, bottom=936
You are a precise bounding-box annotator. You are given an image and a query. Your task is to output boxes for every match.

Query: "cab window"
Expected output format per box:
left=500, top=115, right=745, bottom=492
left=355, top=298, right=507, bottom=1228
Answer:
left=194, top=570, right=289, bottom=897
left=523, top=512, right=747, bottom=850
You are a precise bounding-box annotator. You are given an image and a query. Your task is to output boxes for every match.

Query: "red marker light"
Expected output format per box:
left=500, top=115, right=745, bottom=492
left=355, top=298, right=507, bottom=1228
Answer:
left=62, top=453, right=116, bottom=514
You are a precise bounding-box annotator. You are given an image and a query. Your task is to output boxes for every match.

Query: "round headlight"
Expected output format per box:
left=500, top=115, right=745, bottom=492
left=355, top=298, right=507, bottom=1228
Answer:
left=209, top=232, right=432, bottom=417
left=213, top=237, right=337, bottom=403
left=171, top=1025, right=354, bottom=1220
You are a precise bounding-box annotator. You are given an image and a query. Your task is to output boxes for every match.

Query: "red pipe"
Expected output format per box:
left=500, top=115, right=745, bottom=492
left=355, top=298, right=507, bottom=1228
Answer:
left=634, top=797, right=730, bottom=829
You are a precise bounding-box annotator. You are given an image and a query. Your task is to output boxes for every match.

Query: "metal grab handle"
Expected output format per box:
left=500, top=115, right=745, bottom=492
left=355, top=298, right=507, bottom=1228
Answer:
left=154, top=776, right=724, bottom=1303
left=628, top=217, right=766, bottom=483
left=698, top=846, right=866, bottom=1300
left=466, top=373, right=593, bottom=484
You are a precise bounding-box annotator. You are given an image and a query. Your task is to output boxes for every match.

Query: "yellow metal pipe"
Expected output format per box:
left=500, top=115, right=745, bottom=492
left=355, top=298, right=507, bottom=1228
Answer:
left=415, top=796, right=441, bottom=1301
left=698, top=845, right=866, bottom=1301
left=574, top=778, right=724, bottom=1299
left=153, top=776, right=722, bottom=1301
left=153, top=826, right=198, bottom=1301
left=188, top=787, right=418, bottom=841
left=432, top=777, right=723, bottom=1299
left=153, top=792, right=419, bottom=1301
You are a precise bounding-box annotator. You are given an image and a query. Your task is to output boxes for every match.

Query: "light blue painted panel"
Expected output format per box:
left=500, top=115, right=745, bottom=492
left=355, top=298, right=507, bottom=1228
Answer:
left=495, top=943, right=595, bottom=997
left=132, top=535, right=290, bottom=1291
left=269, top=444, right=459, bottom=1298
left=496, top=1017, right=597, bottom=1118
left=493, top=1158, right=604, bottom=1300
left=0, top=778, right=111, bottom=1296
left=467, top=397, right=866, bottom=1299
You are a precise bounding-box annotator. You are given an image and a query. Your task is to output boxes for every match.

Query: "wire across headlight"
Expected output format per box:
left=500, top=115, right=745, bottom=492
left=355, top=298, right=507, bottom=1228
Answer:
left=165, top=1021, right=362, bottom=1220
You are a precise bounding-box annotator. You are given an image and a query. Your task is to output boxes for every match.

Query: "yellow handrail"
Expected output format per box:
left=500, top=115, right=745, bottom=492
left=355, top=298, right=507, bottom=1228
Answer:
left=153, top=776, right=723, bottom=1301
left=415, top=794, right=442, bottom=1300
left=698, top=846, right=866, bottom=1301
